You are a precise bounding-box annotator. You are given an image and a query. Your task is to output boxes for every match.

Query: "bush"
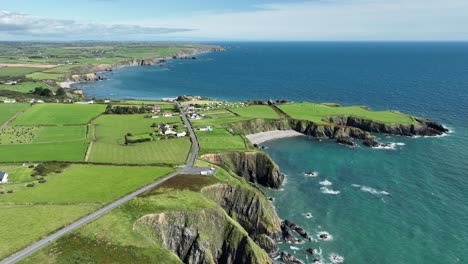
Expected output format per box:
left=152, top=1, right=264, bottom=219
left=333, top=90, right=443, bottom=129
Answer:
left=38, top=178, right=46, bottom=184
left=26, top=183, right=35, bottom=187
left=32, top=162, right=68, bottom=176
left=7, top=190, right=14, bottom=193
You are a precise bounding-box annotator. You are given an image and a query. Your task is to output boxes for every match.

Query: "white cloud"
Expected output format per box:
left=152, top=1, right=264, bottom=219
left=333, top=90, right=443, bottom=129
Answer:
left=128, top=0, right=468, bottom=41
left=0, top=10, right=193, bottom=40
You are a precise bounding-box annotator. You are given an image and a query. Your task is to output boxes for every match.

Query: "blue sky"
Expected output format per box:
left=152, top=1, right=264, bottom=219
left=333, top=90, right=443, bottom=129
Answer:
left=1, top=0, right=468, bottom=41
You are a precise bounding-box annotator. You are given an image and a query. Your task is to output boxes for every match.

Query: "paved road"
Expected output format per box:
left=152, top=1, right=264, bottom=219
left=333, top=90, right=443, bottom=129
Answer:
left=1, top=102, right=199, bottom=264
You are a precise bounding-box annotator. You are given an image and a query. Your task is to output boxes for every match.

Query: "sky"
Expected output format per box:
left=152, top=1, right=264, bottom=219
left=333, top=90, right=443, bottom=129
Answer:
left=1, top=0, right=468, bottom=41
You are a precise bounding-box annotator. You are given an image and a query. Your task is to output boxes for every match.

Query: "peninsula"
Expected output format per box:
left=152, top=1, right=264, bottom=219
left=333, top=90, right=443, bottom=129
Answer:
left=0, top=92, right=447, bottom=263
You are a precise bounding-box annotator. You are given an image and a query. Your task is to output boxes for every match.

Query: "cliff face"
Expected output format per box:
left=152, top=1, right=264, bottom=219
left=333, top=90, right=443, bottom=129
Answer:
left=229, top=119, right=291, bottom=135
left=323, top=116, right=448, bottom=136
left=201, top=152, right=284, bottom=189
left=134, top=207, right=272, bottom=264
left=202, top=184, right=282, bottom=255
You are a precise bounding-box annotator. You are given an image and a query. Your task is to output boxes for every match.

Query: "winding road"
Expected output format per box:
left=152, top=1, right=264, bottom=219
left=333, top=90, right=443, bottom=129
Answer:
left=1, top=101, right=199, bottom=264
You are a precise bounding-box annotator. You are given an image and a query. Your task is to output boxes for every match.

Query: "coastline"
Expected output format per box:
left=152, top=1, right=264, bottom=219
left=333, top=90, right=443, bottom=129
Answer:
left=68, top=46, right=222, bottom=95
left=245, top=130, right=305, bottom=145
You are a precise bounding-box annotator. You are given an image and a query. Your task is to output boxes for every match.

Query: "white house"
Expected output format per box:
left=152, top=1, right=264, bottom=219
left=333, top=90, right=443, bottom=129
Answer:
left=5, top=81, right=17, bottom=85
left=3, top=99, right=16, bottom=104
left=176, top=131, right=187, bottom=137
left=199, top=126, right=213, bottom=132
left=162, top=112, right=173, bottom=117
left=74, top=101, right=94, bottom=105
left=0, top=172, right=8, bottom=183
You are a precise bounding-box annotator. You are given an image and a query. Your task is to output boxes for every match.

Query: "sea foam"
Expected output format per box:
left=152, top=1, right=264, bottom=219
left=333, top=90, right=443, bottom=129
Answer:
left=320, top=187, right=340, bottom=194
left=352, top=184, right=390, bottom=196
left=319, top=180, right=333, bottom=186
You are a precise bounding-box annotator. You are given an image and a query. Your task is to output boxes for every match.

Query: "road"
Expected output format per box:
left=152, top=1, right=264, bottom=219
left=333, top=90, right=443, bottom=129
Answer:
left=1, top=101, right=199, bottom=264
left=0, top=108, right=28, bottom=132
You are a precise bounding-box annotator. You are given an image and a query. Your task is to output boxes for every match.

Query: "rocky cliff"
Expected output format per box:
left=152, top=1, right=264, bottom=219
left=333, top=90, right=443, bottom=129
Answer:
left=201, top=152, right=284, bottom=189
left=134, top=207, right=272, bottom=264
left=202, top=184, right=282, bottom=255
left=323, top=115, right=448, bottom=136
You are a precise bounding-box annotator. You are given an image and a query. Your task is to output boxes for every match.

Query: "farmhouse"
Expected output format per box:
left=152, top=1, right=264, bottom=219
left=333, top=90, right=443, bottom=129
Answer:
left=5, top=81, right=18, bottom=85
left=162, top=112, right=173, bottom=117
left=151, top=106, right=161, bottom=113
left=199, top=126, right=213, bottom=132
left=0, top=172, right=8, bottom=183
left=3, top=99, right=16, bottom=103
left=176, top=131, right=187, bottom=137
left=74, top=101, right=95, bottom=104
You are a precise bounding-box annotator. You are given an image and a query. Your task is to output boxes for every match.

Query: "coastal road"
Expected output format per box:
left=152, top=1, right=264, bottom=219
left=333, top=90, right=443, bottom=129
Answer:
left=1, top=101, right=200, bottom=264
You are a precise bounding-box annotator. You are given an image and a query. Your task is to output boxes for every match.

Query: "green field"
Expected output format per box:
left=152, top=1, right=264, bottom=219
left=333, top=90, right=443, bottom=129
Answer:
left=0, top=103, right=28, bottom=124
left=0, top=164, right=34, bottom=183
left=0, top=164, right=174, bottom=204
left=13, top=104, right=105, bottom=125
left=90, top=139, right=191, bottom=165
left=0, top=204, right=98, bottom=259
left=279, top=102, right=416, bottom=124
left=0, top=82, right=50, bottom=93
left=0, top=141, right=88, bottom=162
left=25, top=72, right=63, bottom=80
left=0, top=67, right=41, bottom=77
left=197, top=128, right=246, bottom=153
left=229, top=105, right=280, bottom=119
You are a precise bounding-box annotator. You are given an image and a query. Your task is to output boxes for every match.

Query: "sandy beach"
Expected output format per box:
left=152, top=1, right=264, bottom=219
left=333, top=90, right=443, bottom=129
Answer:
left=59, top=81, right=78, bottom=88
left=245, top=130, right=304, bottom=144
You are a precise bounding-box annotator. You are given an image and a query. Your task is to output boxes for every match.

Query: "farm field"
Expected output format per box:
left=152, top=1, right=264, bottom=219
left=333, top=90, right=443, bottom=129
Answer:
left=279, top=102, right=416, bottom=124
left=0, top=204, right=98, bottom=260
left=13, top=104, right=105, bottom=125
left=0, top=103, right=29, bottom=124
left=25, top=72, right=63, bottom=80
left=196, top=128, right=246, bottom=153
left=0, top=141, right=88, bottom=162
left=0, top=163, right=174, bottom=259
left=229, top=105, right=280, bottom=119
left=93, top=114, right=181, bottom=144
left=89, top=138, right=191, bottom=165
left=0, top=82, right=50, bottom=93
left=191, top=109, right=251, bottom=127
left=0, top=164, right=174, bottom=204
left=0, top=67, right=41, bottom=77
left=0, top=125, right=87, bottom=145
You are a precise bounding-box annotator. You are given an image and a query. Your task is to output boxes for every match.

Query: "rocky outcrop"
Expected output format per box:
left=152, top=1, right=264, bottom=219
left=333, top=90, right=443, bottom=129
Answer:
left=201, top=152, right=284, bottom=189
left=202, top=184, right=282, bottom=254
left=134, top=207, right=272, bottom=264
left=323, top=115, right=448, bottom=136
left=229, top=119, right=291, bottom=135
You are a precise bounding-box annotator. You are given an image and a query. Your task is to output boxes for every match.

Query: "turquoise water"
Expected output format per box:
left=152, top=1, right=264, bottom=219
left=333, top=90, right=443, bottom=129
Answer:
left=81, top=42, right=468, bottom=263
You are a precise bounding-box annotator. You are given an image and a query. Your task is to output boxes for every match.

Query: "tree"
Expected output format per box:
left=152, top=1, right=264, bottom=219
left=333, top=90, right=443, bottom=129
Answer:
left=56, top=87, right=66, bottom=97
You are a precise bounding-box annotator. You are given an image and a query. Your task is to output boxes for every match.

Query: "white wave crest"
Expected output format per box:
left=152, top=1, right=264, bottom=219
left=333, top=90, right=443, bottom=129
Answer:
left=329, top=253, right=345, bottom=263
left=290, top=246, right=300, bottom=250
left=320, top=187, right=340, bottom=194
left=316, top=231, right=333, bottom=241
left=372, top=142, right=405, bottom=150
left=319, top=180, right=333, bottom=186
left=353, top=184, right=390, bottom=196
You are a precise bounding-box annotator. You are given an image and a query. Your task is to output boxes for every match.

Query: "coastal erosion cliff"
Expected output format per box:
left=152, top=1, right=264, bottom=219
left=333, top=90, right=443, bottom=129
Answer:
left=134, top=207, right=273, bottom=264
left=229, top=116, right=448, bottom=147
left=201, top=152, right=284, bottom=189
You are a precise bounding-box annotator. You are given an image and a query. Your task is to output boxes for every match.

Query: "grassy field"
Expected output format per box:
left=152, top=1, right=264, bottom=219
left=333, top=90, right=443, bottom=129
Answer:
left=279, top=102, right=416, bottom=124
left=0, top=164, right=34, bottom=183
left=0, top=82, right=50, bottom=93
left=0, top=103, right=28, bottom=124
left=197, top=128, right=246, bottom=153
left=0, top=67, right=41, bottom=77
left=89, top=139, right=191, bottom=165
left=0, top=141, right=88, bottom=162
left=0, top=164, right=174, bottom=204
left=13, top=104, right=105, bottom=125
left=0, top=204, right=98, bottom=260
left=229, top=105, right=280, bottom=119
left=25, top=72, right=63, bottom=80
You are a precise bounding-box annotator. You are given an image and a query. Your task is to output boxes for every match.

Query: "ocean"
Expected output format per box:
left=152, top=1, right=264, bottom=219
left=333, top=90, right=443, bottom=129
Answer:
left=80, top=42, right=468, bottom=263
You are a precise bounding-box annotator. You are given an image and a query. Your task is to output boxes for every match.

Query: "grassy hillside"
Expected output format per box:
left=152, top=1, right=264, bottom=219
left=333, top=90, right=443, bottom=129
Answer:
left=279, top=102, right=415, bottom=124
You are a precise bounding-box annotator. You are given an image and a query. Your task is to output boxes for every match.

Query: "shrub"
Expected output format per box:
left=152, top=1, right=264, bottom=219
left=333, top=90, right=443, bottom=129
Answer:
left=32, top=162, right=69, bottom=176
left=26, top=183, right=35, bottom=187
left=7, top=190, right=14, bottom=193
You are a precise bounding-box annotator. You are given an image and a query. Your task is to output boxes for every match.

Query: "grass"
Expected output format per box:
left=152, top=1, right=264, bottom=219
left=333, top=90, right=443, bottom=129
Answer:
left=88, top=114, right=190, bottom=164
left=0, top=103, right=28, bottom=124
left=0, top=204, right=98, bottom=260
left=25, top=72, right=63, bottom=80
left=279, top=102, right=416, bottom=124
left=229, top=105, right=280, bottom=119
left=197, top=128, right=247, bottom=153
left=0, top=67, right=41, bottom=77
left=0, top=141, right=88, bottom=162
left=13, top=104, right=105, bottom=125
left=0, top=164, right=174, bottom=204
left=89, top=139, right=191, bottom=165
left=0, top=82, right=51, bottom=93
left=0, top=164, right=34, bottom=183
